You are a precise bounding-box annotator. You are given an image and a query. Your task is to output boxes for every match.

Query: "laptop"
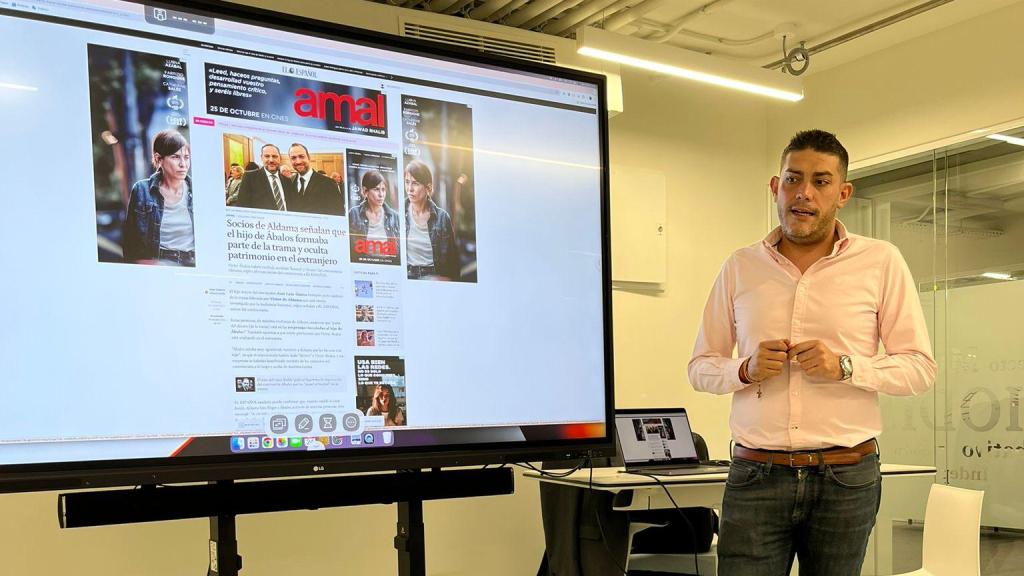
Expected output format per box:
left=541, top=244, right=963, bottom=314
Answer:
left=615, top=408, right=731, bottom=476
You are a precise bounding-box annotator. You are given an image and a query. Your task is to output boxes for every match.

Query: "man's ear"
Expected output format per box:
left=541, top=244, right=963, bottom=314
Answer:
left=769, top=175, right=780, bottom=202
left=837, top=181, right=854, bottom=209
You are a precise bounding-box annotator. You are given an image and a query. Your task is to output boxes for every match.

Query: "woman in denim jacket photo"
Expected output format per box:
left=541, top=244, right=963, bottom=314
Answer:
left=121, top=129, right=195, bottom=267
left=347, top=170, right=402, bottom=264
left=403, top=159, right=459, bottom=281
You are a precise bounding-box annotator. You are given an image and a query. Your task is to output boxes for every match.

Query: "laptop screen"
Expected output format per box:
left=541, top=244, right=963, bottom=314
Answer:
left=615, top=409, right=700, bottom=466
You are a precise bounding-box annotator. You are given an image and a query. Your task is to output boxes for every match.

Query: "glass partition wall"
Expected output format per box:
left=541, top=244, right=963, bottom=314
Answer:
left=849, top=128, right=1024, bottom=531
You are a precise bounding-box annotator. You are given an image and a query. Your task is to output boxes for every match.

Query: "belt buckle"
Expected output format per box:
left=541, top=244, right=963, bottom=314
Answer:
left=789, top=452, right=815, bottom=467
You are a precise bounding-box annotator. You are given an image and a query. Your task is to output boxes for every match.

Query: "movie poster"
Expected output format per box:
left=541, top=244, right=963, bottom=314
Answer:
left=344, top=149, right=400, bottom=212
left=346, top=149, right=401, bottom=266
left=354, top=356, right=407, bottom=427
left=205, top=63, right=388, bottom=137
left=401, top=95, right=477, bottom=283
left=89, top=45, right=192, bottom=266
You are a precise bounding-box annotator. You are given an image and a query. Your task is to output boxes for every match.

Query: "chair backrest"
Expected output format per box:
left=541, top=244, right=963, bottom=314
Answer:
left=692, top=432, right=709, bottom=461
left=920, top=483, right=984, bottom=576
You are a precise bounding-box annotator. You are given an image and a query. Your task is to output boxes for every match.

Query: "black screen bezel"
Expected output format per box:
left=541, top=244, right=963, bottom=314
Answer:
left=0, top=0, right=614, bottom=493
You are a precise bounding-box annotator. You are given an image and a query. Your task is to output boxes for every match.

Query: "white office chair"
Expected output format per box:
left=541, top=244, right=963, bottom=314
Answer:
left=894, top=483, right=984, bottom=576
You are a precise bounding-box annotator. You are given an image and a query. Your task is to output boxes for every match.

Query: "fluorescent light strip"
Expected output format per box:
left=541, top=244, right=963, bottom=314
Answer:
left=578, top=46, right=803, bottom=102
left=981, top=272, right=1012, bottom=280
left=0, top=82, right=38, bottom=92
left=987, top=134, right=1024, bottom=147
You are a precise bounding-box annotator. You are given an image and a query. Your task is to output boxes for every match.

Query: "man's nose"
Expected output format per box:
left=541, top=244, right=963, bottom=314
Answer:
left=796, top=180, right=814, bottom=200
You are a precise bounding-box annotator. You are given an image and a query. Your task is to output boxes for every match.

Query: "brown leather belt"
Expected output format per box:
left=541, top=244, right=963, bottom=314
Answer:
left=733, top=439, right=877, bottom=468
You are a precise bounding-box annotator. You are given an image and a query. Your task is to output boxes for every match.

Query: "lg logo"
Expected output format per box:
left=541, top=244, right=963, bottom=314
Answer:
left=313, top=465, right=325, bottom=473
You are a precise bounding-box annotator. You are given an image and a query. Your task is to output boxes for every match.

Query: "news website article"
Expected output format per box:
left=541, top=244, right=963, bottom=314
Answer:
left=0, top=0, right=605, bottom=466
left=621, top=416, right=697, bottom=462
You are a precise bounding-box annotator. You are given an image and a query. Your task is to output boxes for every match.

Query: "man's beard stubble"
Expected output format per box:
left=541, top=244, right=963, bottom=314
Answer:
left=778, top=204, right=837, bottom=246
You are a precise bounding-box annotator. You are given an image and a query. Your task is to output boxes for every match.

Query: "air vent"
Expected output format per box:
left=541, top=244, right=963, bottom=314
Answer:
left=402, top=22, right=556, bottom=64
left=896, top=221, right=1005, bottom=239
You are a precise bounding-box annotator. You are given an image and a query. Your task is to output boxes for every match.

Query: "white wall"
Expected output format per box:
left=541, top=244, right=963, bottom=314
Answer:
left=609, top=70, right=769, bottom=455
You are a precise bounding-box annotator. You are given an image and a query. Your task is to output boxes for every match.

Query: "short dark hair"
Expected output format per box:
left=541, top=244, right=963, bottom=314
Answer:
left=260, top=143, right=280, bottom=155
left=405, top=159, right=433, bottom=187
left=361, top=170, right=386, bottom=191
left=781, top=129, right=849, bottom=181
left=152, top=129, right=188, bottom=159
left=288, top=142, right=309, bottom=156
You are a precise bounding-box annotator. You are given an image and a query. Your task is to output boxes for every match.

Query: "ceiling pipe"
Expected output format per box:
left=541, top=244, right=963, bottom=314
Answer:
left=502, top=0, right=568, bottom=27
left=442, top=0, right=477, bottom=15
left=542, top=0, right=630, bottom=36
left=468, top=0, right=515, bottom=19
left=633, top=17, right=773, bottom=46
left=486, top=0, right=531, bottom=22
left=520, top=0, right=593, bottom=29
left=426, top=0, right=462, bottom=10
left=648, top=0, right=730, bottom=43
left=761, top=0, right=954, bottom=68
left=518, top=0, right=587, bottom=30
left=601, top=0, right=677, bottom=32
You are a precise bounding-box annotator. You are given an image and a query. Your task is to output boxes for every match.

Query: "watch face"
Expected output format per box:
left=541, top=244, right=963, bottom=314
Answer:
left=840, top=355, right=853, bottom=378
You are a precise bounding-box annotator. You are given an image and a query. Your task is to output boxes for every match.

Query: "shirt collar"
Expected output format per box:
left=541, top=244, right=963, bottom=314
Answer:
left=762, top=219, right=851, bottom=258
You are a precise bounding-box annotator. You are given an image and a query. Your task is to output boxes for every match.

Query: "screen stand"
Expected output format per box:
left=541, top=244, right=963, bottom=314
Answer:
left=58, top=467, right=514, bottom=575
left=207, top=481, right=242, bottom=576
left=395, top=498, right=425, bottom=576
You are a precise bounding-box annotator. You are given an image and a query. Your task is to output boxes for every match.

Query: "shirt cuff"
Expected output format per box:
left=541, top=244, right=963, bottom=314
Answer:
left=845, top=354, right=866, bottom=389
left=729, top=357, right=750, bottom=391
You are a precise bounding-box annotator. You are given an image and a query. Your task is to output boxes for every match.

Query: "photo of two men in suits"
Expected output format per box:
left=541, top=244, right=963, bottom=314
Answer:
left=233, top=141, right=344, bottom=216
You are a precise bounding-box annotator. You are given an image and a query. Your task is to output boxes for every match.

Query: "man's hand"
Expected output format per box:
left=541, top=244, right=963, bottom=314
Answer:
left=788, top=340, right=842, bottom=380
left=746, top=339, right=790, bottom=382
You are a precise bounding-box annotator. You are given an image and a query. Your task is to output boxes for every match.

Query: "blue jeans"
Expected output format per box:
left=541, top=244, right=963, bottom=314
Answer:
left=717, top=452, right=881, bottom=576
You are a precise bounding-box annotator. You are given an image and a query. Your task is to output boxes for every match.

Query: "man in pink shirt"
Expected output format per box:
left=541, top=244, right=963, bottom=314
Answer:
left=689, top=130, right=936, bottom=575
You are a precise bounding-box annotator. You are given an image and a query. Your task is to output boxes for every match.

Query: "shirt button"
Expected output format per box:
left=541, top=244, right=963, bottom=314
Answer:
left=791, top=426, right=799, bottom=430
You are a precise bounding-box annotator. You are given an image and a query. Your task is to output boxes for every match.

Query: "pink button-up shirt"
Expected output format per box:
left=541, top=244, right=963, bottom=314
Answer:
left=688, top=222, right=936, bottom=450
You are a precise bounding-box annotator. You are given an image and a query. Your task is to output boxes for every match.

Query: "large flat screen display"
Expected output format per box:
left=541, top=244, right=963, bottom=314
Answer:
left=0, top=0, right=611, bottom=492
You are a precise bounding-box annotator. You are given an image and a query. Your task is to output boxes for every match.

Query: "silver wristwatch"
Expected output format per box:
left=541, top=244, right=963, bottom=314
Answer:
left=839, top=355, right=853, bottom=380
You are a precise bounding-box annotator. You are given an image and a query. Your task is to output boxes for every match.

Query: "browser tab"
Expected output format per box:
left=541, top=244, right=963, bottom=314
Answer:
left=144, top=5, right=214, bottom=34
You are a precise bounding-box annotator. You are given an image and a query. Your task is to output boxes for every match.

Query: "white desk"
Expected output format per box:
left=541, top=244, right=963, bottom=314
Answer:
left=524, top=463, right=935, bottom=576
